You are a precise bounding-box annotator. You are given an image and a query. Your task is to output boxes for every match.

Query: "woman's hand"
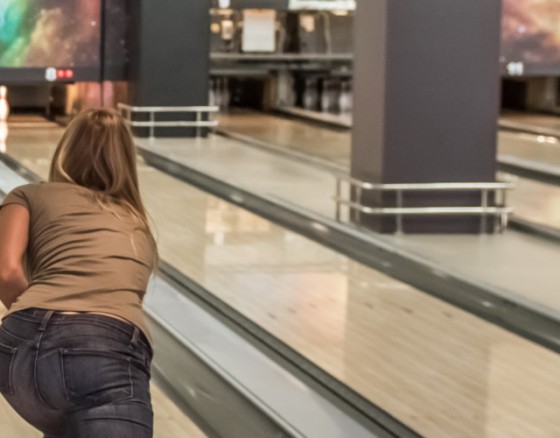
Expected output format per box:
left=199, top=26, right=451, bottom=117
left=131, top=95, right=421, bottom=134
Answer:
left=0, top=204, right=29, bottom=308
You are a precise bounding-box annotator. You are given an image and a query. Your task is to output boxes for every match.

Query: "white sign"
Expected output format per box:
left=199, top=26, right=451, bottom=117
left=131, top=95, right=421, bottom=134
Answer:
left=506, top=62, right=524, bottom=76
left=288, top=0, right=356, bottom=11
left=45, top=67, right=57, bottom=82
left=242, top=10, right=276, bottom=53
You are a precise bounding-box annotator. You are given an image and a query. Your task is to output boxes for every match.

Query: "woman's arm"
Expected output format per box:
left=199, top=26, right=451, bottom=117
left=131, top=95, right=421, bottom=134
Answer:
left=0, top=204, right=29, bottom=309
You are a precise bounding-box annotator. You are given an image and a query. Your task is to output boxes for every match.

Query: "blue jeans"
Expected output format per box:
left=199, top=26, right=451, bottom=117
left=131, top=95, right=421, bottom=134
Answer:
left=0, top=308, right=153, bottom=437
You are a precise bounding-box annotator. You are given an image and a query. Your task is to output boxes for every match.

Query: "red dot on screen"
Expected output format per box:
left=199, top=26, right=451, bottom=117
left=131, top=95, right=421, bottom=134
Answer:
left=65, top=70, right=74, bottom=79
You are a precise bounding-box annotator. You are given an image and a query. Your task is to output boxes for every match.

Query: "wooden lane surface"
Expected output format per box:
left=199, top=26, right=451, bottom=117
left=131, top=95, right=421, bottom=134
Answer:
left=219, top=111, right=560, bottom=231
left=507, top=175, right=560, bottom=230
left=4, top=127, right=560, bottom=438
left=499, top=131, right=560, bottom=168
left=135, top=135, right=560, bottom=315
left=218, top=109, right=351, bottom=167
left=500, top=112, right=560, bottom=137
left=219, top=110, right=560, bottom=169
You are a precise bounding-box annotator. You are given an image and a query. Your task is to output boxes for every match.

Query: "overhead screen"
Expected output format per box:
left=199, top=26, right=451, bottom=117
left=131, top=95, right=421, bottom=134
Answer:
left=2, top=0, right=560, bottom=82
left=0, top=0, right=102, bottom=83
left=501, top=0, right=560, bottom=76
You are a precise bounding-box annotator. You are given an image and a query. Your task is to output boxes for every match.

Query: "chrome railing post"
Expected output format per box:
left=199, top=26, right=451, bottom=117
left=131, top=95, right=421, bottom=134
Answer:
left=356, top=186, right=363, bottom=227
left=149, top=111, right=155, bottom=140
left=116, top=104, right=219, bottom=140
left=331, top=176, right=515, bottom=234
left=500, top=209, right=508, bottom=233
left=500, top=188, right=508, bottom=233
left=396, top=189, right=404, bottom=234
left=335, top=177, right=341, bottom=223
left=480, top=189, right=488, bottom=233
left=196, top=111, right=202, bottom=138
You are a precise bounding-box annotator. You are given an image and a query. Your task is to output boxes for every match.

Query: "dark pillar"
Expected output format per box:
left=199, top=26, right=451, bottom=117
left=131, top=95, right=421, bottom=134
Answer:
left=128, top=0, right=210, bottom=137
left=351, top=0, right=502, bottom=233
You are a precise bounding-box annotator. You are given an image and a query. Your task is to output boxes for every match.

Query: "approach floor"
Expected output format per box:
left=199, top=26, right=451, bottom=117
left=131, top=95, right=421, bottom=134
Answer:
left=2, top=121, right=560, bottom=438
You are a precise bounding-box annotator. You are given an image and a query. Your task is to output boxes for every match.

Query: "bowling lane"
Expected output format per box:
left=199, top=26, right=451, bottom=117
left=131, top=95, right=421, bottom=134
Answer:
left=500, top=112, right=560, bottom=137
left=133, top=134, right=560, bottom=315
left=499, top=131, right=560, bottom=168
left=4, top=125, right=560, bottom=438
left=218, top=109, right=351, bottom=167
left=217, top=111, right=560, bottom=231
left=219, top=109, right=560, bottom=170
left=507, top=175, right=560, bottom=230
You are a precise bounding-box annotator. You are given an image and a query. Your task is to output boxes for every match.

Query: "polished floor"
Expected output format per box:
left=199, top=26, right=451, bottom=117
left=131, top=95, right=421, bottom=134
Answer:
left=131, top=133, right=560, bottom=317
left=218, top=110, right=560, bottom=230
left=271, top=107, right=560, bottom=136
left=3, top=122, right=560, bottom=438
left=501, top=111, right=560, bottom=138
left=499, top=131, right=560, bottom=168
left=218, top=109, right=350, bottom=167
left=219, top=109, right=560, bottom=171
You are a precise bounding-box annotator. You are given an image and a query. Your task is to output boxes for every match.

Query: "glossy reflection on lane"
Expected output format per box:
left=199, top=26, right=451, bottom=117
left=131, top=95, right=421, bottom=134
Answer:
left=218, top=109, right=351, bottom=167
left=136, top=129, right=560, bottom=314
left=209, top=110, right=560, bottom=233
left=218, top=109, right=560, bottom=172
left=508, top=174, right=560, bottom=228
left=501, top=112, right=560, bottom=136
left=5, top=126, right=560, bottom=438
left=111, top=161, right=560, bottom=438
left=499, top=131, right=560, bottom=168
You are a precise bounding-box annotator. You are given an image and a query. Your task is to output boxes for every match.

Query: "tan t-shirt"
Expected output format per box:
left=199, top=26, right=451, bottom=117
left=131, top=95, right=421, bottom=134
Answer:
left=0, top=182, right=155, bottom=344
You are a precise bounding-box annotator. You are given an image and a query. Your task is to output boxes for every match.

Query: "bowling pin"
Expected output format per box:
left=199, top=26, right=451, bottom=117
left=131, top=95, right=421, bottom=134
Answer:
left=339, top=81, right=352, bottom=114
left=221, top=78, right=231, bottom=112
left=0, top=122, right=7, bottom=153
left=303, top=78, right=318, bottom=111
left=0, top=86, right=9, bottom=122
left=209, top=79, right=216, bottom=107
left=321, top=79, right=332, bottom=113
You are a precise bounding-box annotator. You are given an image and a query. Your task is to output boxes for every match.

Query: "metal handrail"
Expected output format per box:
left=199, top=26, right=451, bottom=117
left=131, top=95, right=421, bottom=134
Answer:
left=336, top=174, right=516, bottom=191
left=334, top=175, right=516, bottom=234
left=118, top=103, right=219, bottom=139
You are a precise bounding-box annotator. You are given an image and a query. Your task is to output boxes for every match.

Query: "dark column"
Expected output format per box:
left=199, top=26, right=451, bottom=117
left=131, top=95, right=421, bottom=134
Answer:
left=128, top=0, right=210, bottom=137
left=351, top=0, right=502, bottom=233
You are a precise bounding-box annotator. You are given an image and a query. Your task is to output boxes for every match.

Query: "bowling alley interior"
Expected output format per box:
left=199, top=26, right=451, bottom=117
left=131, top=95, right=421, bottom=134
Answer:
left=0, top=0, right=560, bottom=437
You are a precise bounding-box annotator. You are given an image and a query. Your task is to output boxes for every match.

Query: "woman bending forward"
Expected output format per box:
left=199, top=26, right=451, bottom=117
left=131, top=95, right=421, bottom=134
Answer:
left=0, top=109, right=157, bottom=437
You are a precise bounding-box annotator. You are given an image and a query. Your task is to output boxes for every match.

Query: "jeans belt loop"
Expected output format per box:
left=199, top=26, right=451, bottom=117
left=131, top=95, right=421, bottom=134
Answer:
left=38, top=310, right=54, bottom=332
left=131, top=326, right=140, bottom=347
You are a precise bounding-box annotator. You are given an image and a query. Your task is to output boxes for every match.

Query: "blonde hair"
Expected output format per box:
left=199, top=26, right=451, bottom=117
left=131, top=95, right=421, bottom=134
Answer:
left=49, top=108, right=158, bottom=270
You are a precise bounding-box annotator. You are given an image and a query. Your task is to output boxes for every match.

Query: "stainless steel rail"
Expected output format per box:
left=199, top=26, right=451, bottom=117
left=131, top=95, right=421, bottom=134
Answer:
left=117, top=103, right=219, bottom=139
left=334, top=175, right=516, bottom=233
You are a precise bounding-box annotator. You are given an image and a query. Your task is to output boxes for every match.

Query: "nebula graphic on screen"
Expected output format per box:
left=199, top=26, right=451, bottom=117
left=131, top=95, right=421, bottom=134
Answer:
left=0, top=0, right=100, bottom=69
left=501, top=0, right=560, bottom=74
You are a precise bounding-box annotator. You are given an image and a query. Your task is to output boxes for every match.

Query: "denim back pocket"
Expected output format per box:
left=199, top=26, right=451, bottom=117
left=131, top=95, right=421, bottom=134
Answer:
left=60, top=348, right=133, bottom=407
left=0, top=342, right=18, bottom=395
